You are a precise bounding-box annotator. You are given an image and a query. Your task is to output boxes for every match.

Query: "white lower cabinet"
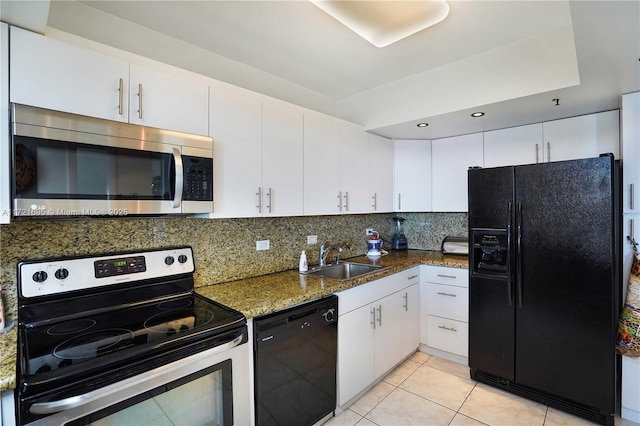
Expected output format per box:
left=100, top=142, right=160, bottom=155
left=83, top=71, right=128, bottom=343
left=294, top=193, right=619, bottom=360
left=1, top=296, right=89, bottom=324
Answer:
left=622, top=356, right=640, bottom=423
left=337, top=268, right=420, bottom=406
left=420, top=265, right=469, bottom=358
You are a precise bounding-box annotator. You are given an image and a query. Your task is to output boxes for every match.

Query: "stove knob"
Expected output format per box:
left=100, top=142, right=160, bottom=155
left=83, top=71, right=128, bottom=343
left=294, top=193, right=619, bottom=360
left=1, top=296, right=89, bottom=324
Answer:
left=32, top=271, right=48, bottom=283
left=322, top=308, right=336, bottom=322
left=178, top=254, right=188, bottom=264
left=55, top=268, right=69, bottom=280
left=164, top=256, right=175, bottom=265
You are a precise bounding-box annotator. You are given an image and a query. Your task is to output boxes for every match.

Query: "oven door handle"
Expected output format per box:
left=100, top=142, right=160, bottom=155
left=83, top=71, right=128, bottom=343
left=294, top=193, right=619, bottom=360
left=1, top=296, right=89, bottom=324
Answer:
left=29, top=333, right=244, bottom=415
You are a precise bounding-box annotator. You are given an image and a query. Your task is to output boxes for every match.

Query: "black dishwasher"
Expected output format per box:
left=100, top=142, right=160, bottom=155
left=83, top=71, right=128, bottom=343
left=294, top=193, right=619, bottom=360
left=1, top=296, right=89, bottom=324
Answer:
left=254, top=295, right=338, bottom=426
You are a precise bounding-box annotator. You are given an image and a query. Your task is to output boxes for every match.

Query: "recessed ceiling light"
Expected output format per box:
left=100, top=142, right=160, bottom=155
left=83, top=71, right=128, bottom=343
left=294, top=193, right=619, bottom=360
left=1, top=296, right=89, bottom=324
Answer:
left=471, top=112, right=485, bottom=117
left=309, top=0, right=450, bottom=48
left=417, top=122, right=429, bottom=128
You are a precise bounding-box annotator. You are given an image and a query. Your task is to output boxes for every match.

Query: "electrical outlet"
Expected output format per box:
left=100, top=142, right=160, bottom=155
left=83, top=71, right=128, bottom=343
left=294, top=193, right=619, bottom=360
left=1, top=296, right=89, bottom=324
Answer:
left=366, top=228, right=374, bottom=236
left=256, top=240, right=270, bottom=251
left=307, top=235, right=318, bottom=244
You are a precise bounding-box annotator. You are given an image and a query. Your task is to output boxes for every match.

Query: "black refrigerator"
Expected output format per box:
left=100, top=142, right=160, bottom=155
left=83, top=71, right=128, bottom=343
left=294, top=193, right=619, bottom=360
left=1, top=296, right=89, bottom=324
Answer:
left=468, top=155, right=620, bottom=426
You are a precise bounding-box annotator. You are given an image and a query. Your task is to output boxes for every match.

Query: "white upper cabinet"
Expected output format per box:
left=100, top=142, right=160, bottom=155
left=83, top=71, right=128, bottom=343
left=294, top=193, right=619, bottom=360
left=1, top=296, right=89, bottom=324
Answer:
left=393, top=139, right=432, bottom=212
left=10, top=26, right=129, bottom=123
left=432, top=133, right=484, bottom=212
left=621, top=92, right=640, bottom=214
left=304, top=113, right=342, bottom=215
left=262, top=100, right=304, bottom=217
left=128, top=64, right=209, bottom=136
left=370, top=134, right=394, bottom=212
left=10, top=27, right=209, bottom=135
left=340, top=123, right=371, bottom=214
left=484, top=124, right=543, bottom=167
left=542, top=110, right=619, bottom=162
left=209, top=83, right=262, bottom=218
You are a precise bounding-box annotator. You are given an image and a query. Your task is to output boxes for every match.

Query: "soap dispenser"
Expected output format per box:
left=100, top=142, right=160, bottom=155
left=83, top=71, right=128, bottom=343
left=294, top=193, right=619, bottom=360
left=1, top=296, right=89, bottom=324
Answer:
left=299, top=251, right=308, bottom=272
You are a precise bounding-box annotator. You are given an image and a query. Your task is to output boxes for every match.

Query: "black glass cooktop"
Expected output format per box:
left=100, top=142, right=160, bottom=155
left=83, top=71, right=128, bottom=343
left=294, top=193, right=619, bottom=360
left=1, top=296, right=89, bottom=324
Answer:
left=20, top=292, right=245, bottom=381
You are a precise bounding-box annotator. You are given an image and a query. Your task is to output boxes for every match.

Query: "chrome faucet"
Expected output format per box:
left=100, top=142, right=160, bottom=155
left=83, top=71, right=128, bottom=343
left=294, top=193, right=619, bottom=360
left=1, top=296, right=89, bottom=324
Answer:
left=319, top=242, right=343, bottom=266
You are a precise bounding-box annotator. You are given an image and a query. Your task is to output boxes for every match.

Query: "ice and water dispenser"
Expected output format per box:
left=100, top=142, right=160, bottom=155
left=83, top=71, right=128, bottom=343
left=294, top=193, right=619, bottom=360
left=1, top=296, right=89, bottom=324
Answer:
left=471, top=229, right=509, bottom=278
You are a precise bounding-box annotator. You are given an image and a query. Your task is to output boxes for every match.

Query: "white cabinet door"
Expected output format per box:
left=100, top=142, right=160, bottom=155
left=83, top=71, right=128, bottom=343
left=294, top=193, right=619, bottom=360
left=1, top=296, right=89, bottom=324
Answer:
left=338, top=304, right=375, bottom=405
left=401, top=283, right=421, bottom=359
left=542, top=110, right=619, bottom=162
left=370, top=134, right=394, bottom=212
left=621, top=92, right=640, bottom=214
left=484, top=124, right=543, bottom=167
left=262, top=100, right=304, bottom=216
left=210, top=84, right=262, bottom=217
left=622, top=356, right=640, bottom=423
left=393, top=139, right=432, bottom=212
left=432, top=133, right=484, bottom=212
left=129, top=64, right=209, bottom=136
left=304, top=113, right=341, bottom=215
left=340, top=123, right=370, bottom=214
left=1, top=23, right=9, bottom=224
left=373, top=292, right=403, bottom=378
left=10, top=26, right=129, bottom=122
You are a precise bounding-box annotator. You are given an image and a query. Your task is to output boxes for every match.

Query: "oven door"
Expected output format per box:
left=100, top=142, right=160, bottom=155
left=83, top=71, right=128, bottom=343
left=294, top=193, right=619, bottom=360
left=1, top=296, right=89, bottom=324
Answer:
left=22, top=330, right=251, bottom=426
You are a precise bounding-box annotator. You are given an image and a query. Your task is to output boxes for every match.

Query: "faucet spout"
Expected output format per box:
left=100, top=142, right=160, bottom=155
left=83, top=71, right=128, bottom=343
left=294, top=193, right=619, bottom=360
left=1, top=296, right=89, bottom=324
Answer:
left=319, top=242, right=342, bottom=266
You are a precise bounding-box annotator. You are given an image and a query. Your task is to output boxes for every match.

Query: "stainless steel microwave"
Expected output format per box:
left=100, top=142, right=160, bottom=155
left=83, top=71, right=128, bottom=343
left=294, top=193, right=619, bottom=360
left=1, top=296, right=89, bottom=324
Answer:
left=11, top=104, right=213, bottom=217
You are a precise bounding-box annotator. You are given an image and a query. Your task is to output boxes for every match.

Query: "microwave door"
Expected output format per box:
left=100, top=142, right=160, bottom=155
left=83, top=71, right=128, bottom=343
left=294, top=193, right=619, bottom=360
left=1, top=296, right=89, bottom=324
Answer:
left=13, top=137, right=183, bottom=216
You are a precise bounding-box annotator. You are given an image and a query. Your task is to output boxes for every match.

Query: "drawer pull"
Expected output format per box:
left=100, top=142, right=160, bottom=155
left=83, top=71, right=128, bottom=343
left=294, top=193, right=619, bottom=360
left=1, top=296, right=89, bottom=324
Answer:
left=407, top=274, right=418, bottom=280
left=437, top=292, right=456, bottom=297
left=438, top=325, right=457, bottom=332
left=437, top=274, right=456, bottom=279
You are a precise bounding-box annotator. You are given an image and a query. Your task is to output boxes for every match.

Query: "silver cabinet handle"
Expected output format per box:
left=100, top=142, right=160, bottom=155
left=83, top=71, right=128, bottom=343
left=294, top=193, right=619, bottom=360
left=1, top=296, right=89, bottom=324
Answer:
left=371, top=306, right=376, bottom=329
left=256, top=187, right=262, bottom=213
left=372, top=193, right=377, bottom=210
left=438, top=325, right=457, bottom=332
left=337, top=191, right=342, bottom=211
left=436, top=274, right=456, bottom=279
left=117, top=78, right=124, bottom=115
left=546, top=142, right=551, bottom=162
left=407, top=274, right=418, bottom=280
left=376, top=305, right=382, bottom=326
left=343, top=191, right=349, bottom=211
left=403, top=292, right=408, bottom=311
left=631, top=183, right=635, bottom=210
left=398, top=193, right=402, bottom=210
left=266, top=188, right=272, bottom=214
left=437, top=292, right=456, bottom=297
left=137, top=83, right=143, bottom=119
left=172, top=148, right=183, bottom=208
left=30, top=333, right=244, bottom=414
left=631, top=218, right=635, bottom=243
left=535, top=143, right=539, bottom=163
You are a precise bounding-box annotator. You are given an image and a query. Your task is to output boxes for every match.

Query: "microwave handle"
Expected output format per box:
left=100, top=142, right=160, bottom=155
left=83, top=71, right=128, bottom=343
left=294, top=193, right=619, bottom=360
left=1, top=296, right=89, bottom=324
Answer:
left=172, top=148, right=183, bottom=208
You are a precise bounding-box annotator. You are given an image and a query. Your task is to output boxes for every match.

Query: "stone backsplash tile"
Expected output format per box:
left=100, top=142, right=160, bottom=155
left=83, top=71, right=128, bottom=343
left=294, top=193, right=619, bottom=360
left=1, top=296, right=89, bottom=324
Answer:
left=0, top=212, right=467, bottom=321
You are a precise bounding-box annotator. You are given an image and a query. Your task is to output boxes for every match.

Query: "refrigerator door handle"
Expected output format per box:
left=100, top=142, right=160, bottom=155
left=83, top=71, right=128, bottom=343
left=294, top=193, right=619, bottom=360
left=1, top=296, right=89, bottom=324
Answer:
left=516, top=202, right=523, bottom=308
left=506, top=201, right=513, bottom=306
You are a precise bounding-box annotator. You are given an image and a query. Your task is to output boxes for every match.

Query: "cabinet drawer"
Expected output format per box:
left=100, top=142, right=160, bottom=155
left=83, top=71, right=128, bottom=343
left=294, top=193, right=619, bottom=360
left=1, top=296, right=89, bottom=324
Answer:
left=423, top=266, right=468, bottom=287
left=426, top=315, right=468, bottom=357
left=425, top=283, right=468, bottom=321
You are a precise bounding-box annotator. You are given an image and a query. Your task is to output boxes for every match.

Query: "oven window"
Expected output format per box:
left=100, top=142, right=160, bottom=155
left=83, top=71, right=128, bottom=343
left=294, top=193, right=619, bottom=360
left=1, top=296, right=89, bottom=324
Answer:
left=66, top=360, right=233, bottom=426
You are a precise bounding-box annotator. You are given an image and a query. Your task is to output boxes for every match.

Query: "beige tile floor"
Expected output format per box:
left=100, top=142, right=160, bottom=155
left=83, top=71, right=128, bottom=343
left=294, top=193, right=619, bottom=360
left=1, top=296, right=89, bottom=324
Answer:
left=327, top=351, right=640, bottom=426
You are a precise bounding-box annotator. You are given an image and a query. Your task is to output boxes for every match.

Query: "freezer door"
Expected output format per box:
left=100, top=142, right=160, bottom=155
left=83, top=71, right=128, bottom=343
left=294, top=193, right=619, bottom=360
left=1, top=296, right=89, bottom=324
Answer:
left=468, top=166, right=516, bottom=379
left=514, top=156, right=617, bottom=412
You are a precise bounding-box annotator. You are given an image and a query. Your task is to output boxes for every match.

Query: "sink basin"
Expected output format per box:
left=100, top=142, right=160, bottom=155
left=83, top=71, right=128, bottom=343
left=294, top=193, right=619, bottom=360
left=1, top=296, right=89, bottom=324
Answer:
left=303, top=262, right=389, bottom=281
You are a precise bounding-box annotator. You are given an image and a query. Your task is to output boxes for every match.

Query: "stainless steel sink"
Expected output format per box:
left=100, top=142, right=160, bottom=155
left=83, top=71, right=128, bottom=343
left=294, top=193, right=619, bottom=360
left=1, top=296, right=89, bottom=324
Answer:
left=303, top=262, right=389, bottom=281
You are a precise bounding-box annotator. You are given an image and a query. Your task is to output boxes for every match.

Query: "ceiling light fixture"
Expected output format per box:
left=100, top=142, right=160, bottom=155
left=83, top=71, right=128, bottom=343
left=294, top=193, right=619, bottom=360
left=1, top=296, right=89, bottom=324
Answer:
left=309, top=0, right=450, bottom=48
left=471, top=112, right=485, bottom=117
left=417, top=122, right=429, bottom=127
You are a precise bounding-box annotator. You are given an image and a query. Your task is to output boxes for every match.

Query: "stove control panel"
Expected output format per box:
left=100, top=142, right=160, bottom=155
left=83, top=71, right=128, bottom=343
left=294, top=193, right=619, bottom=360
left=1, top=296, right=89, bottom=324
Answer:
left=95, top=256, right=146, bottom=278
left=19, top=247, right=194, bottom=298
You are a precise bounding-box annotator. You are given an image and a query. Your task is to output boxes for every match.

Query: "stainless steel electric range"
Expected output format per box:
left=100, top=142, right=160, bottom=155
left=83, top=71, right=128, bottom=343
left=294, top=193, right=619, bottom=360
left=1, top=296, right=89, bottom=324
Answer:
left=16, top=246, right=252, bottom=425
